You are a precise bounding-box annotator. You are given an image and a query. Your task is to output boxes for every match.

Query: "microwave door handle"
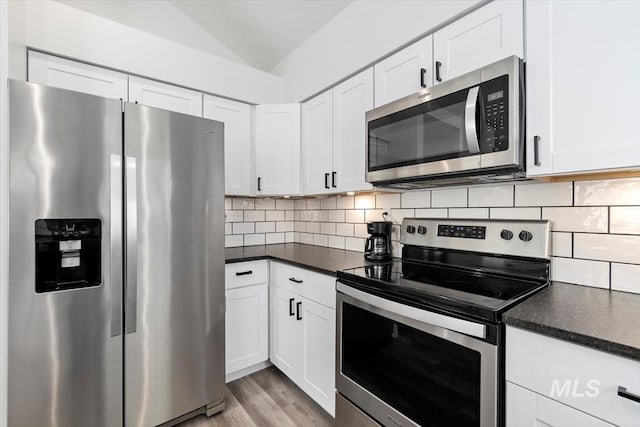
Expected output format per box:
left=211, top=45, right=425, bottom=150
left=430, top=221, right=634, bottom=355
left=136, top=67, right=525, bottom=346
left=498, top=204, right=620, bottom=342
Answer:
left=464, top=86, right=481, bottom=154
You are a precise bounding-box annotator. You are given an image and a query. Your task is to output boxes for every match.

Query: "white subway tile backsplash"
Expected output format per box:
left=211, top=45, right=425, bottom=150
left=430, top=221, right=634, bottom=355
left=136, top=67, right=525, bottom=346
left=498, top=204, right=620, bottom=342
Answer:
left=448, top=208, right=489, bottom=219
left=224, top=198, right=232, bottom=210
left=224, top=223, right=232, bottom=235
left=611, top=263, right=640, bottom=293
left=294, top=199, right=307, bottom=210
left=354, top=224, right=368, bottom=238
left=575, top=178, right=640, bottom=206
left=313, top=234, right=328, bottom=247
left=551, top=257, right=609, bottom=289
left=266, top=210, right=285, bottom=221
left=328, top=235, right=345, bottom=249
left=345, top=210, right=365, bottom=223
left=266, top=233, right=285, bottom=244
left=468, top=185, right=513, bottom=207
left=574, top=233, right=640, bottom=264
left=610, top=206, right=640, bottom=235
left=354, top=195, right=375, bottom=209
left=401, top=190, right=431, bottom=208
left=307, top=199, right=321, bottom=209
left=299, top=233, right=314, bottom=245
left=365, top=209, right=386, bottom=222
left=515, top=182, right=573, bottom=207
left=256, top=222, right=276, bottom=233
left=345, top=237, right=365, bottom=252
left=389, top=209, right=415, bottom=223
left=225, top=210, right=243, bottom=223
left=225, top=235, right=243, bottom=248
left=286, top=210, right=295, bottom=221
left=306, top=222, right=320, bottom=233
left=243, top=210, right=265, bottom=222
left=232, top=222, right=255, bottom=234
left=321, top=222, right=336, bottom=235
left=431, top=188, right=467, bottom=208
left=415, top=208, right=448, bottom=218
left=244, top=234, right=265, bottom=246
left=376, top=194, right=401, bottom=209
left=294, top=222, right=306, bottom=232
left=337, top=195, right=355, bottom=209
left=336, top=223, right=354, bottom=236
left=321, top=197, right=337, bottom=210
left=276, top=199, right=295, bottom=210
left=542, top=207, right=608, bottom=233
left=489, top=207, right=541, bottom=220
left=255, top=198, right=275, bottom=210
left=233, top=198, right=255, bottom=210
left=276, top=221, right=294, bottom=232
left=328, top=210, right=346, bottom=223
left=551, top=232, right=572, bottom=257
left=285, top=232, right=295, bottom=243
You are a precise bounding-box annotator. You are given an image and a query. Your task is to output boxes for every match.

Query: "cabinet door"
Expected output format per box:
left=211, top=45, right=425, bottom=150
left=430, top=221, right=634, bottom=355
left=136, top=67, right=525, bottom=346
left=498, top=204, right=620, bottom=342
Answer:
left=332, top=68, right=374, bottom=193
left=225, top=284, right=268, bottom=375
left=255, top=104, right=301, bottom=195
left=270, top=285, right=299, bottom=380
left=28, top=50, right=128, bottom=100
left=302, top=90, right=333, bottom=195
left=128, top=76, right=202, bottom=116
left=298, top=297, right=336, bottom=416
left=506, top=383, right=614, bottom=427
left=373, top=36, right=432, bottom=108
left=203, top=95, right=252, bottom=196
left=433, top=0, right=523, bottom=82
left=526, top=1, right=640, bottom=177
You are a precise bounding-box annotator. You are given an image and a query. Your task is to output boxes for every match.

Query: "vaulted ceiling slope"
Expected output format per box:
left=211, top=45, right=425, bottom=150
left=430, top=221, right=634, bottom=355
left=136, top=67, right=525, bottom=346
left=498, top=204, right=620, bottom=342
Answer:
left=57, top=0, right=352, bottom=72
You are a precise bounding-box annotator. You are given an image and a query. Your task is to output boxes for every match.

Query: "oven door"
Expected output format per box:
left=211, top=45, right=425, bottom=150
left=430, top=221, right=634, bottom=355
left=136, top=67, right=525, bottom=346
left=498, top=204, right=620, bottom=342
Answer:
left=336, top=282, right=497, bottom=427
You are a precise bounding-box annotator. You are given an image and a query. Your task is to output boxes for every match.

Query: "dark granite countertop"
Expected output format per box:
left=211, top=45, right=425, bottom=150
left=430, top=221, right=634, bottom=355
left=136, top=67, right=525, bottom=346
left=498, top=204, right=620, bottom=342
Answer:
left=504, top=281, right=640, bottom=362
left=225, top=243, right=382, bottom=276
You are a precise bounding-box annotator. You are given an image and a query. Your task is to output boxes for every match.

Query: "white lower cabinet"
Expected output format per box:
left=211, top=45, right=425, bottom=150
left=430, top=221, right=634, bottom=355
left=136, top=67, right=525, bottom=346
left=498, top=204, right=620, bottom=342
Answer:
left=269, top=262, right=336, bottom=416
left=507, top=382, right=614, bottom=427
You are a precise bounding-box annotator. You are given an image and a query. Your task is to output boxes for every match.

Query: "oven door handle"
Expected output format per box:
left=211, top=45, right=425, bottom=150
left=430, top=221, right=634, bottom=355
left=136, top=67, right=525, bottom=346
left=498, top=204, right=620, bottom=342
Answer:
left=337, top=282, right=487, bottom=339
left=464, top=85, right=481, bottom=154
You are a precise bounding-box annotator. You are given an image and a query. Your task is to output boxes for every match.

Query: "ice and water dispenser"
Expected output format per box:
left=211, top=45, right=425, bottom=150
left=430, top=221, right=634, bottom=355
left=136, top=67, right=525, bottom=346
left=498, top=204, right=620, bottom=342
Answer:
left=35, top=219, right=102, bottom=292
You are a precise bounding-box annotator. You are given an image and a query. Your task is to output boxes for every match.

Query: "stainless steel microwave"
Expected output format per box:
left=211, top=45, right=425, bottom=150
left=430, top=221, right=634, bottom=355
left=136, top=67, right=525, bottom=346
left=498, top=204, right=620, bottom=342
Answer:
left=366, top=55, right=525, bottom=188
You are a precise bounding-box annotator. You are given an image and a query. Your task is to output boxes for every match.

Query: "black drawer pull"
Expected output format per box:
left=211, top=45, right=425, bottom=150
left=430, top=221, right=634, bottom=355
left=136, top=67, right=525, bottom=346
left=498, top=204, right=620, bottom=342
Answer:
left=324, top=173, right=330, bottom=189
left=296, top=301, right=302, bottom=320
left=257, top=177, right=261, bottom=191
left=235, top=270, right=253, bottom=276
left=435, top=61, right=442, bottom=82
left=534, top=135, right=541, bottom=166
left=420, top=67, right=427, bottom=88
left=289, top=277, right=303, bottom=284
left=289, top=298, right=295, bottom=316
left=331, top=171, right=337, bottom=188
left=618, top=386, right=640, bottom=403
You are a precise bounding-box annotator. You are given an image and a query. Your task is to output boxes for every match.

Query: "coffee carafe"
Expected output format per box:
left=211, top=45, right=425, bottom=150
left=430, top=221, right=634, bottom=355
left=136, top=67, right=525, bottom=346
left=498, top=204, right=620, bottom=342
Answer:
left=364, top=221, right=393, bottom=261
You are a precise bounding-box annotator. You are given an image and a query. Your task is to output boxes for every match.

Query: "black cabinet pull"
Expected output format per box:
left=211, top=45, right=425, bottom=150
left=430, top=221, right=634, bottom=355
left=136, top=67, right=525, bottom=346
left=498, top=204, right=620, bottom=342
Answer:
left=235, top=270, right=253, bottom=276
left=618, top=386, right=640, bottom=404
left=331, top=171, right=337, bottom=188
left=420, top=68, right=427, bottom=88
left=257, top=177, right=262, bottom=191
left=296, top=301, right=302, bottom=320
left=289, top=298, right=295, bottom=316
left=435, top=61, right=442, bottom=82
left=324, top=173, right=330, bottom=189
left=289, top=277, right=303, bottom=284
left=533, top=136, right=541, bottom=166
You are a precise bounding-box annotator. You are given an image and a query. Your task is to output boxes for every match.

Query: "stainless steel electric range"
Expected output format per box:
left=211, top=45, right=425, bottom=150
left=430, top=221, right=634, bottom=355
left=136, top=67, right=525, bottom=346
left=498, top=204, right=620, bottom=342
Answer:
left=335, top=218, right=551, bottom=427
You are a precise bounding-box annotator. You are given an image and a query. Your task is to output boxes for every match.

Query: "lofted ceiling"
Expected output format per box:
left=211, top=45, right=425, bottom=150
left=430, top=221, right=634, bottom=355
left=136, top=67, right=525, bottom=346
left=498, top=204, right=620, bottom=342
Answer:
left=57, top=0, right=353, bottom=72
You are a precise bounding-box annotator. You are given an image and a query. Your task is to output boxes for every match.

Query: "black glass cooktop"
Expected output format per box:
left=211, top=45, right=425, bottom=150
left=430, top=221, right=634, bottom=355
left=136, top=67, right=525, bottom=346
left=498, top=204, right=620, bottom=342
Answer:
left=337, top=260, right=549, bottom=323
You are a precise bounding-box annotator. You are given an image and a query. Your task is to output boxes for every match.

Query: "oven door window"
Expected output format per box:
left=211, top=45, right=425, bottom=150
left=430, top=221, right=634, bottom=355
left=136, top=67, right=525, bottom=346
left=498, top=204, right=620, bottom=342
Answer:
left=368, top=88, right=472, bottom=171
left=342, top=301, right=481, bottom=426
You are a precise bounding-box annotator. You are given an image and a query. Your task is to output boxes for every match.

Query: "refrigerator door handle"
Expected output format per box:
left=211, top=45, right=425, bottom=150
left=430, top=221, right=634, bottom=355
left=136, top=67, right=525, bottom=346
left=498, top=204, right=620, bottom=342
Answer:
left=126, top=156, right=138, bottom=334
left=110, top=154, right=123, bottom=337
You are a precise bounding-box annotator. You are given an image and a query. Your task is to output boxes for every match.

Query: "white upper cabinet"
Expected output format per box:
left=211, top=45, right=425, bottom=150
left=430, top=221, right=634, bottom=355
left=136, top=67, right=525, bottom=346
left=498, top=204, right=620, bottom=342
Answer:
left=332, top=68, right=374, bottom=193
left=526, top=0, right=640, bottom=177
left=302, top=90, right=334, bottom=194
left=255, top=104, right=301, bottom=195
left=433, top=0, right=523, bottom=83
left=28, top=50, right=128, bottom=100
left=203, top=95, right=252, bottom=196
left=373, top=36, right=432, bottom=108
left=128, top=76, right=202, bottom=116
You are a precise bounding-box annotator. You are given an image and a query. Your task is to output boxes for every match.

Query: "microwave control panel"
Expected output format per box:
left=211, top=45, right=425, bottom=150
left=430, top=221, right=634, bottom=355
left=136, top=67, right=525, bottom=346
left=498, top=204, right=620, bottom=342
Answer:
left=480, top=75, right=509, bottom=153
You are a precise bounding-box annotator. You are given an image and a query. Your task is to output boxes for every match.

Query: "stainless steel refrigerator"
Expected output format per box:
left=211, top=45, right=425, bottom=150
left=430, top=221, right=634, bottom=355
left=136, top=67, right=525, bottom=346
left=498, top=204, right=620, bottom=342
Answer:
left=7, top=80, right=226, bottom=427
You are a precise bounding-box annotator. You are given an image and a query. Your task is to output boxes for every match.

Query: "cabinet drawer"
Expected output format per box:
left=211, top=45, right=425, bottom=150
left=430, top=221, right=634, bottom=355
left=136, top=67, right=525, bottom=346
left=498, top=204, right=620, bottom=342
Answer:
left=270, top=262, right=336, bottom=309
left=506, top=326, right=640, bottom=427
left=225, top=260, right=268, bottom=289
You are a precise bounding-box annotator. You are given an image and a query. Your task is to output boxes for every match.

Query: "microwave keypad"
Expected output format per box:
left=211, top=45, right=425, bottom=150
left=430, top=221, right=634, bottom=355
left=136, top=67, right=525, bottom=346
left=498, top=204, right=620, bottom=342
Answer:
left=484, top=100, right=507, bottom=151
left=479, top=75, right=509, bottom=154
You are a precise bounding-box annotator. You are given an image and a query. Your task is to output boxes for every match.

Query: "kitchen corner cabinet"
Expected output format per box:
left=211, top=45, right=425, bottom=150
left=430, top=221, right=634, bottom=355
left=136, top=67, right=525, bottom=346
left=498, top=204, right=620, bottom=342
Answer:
left=302, top=68, right=374, bottom=195
left=28, top=50, right=128, bottom=101
left=269, top=262, right=336, bottom=416
left=128, top=76, right=203, bottom=116
left=373, top=37, right=432, bottom=108
left=255, top=104, right=301, bottom=195
left=225, top=261, right=269, bottom=376
left=525, top=0, right=640, bottom=177
left=432, top=0, right=523, bottom=83
left=203, top=95, right=253, bottom=196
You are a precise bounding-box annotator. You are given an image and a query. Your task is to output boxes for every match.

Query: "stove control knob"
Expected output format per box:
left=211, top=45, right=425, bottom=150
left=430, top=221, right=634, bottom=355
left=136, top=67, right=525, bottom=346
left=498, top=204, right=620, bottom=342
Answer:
left=417, top=226, right=427, bottom=235
left=406, top=225, right=416, bottom=234
left=500, top=229, right=513, bottom=240
left=519, top=230, right=533, bottom=242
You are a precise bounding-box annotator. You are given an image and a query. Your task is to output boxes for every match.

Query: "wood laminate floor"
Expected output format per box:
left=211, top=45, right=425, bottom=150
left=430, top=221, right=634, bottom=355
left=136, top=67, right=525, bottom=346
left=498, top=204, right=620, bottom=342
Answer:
left=178, top=366, right=334, bottom=427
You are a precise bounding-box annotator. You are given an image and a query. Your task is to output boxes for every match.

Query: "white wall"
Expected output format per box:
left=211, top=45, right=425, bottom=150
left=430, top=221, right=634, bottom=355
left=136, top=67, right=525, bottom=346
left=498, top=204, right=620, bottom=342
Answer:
left=8, top=0, right=284, bottom=104
left=272, top=0, right=483, bottom=102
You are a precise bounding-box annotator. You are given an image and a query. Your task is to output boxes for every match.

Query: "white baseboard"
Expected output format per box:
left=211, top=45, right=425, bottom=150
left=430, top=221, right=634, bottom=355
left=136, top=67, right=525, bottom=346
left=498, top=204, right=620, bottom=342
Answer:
left=225, top=360, right=272, bottom=383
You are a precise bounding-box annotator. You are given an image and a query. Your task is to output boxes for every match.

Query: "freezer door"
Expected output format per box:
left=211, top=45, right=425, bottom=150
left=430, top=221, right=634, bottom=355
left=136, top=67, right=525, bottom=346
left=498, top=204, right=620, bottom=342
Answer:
left=124, top=103, right=225, bottom=426
left=8, top=80, right=124, bottom=427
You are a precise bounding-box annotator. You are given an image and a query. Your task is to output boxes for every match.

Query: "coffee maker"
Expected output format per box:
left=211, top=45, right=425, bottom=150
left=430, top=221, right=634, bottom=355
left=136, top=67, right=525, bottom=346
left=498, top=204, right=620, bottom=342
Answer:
left=364, top=221, right=393, bottom=261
